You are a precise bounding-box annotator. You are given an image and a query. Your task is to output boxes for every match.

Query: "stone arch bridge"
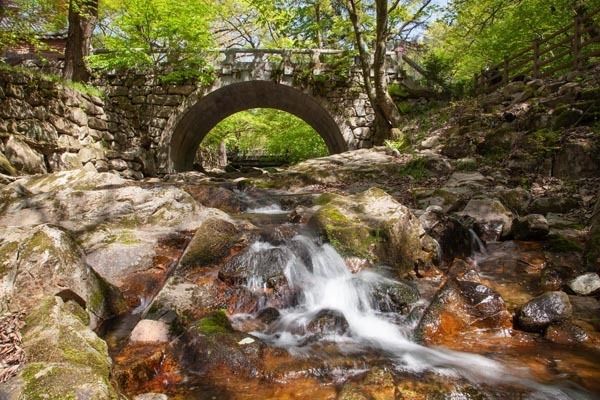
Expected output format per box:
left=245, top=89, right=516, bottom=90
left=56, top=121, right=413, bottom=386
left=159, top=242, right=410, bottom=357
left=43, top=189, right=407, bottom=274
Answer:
left=102, top=48, right=411, bottom=174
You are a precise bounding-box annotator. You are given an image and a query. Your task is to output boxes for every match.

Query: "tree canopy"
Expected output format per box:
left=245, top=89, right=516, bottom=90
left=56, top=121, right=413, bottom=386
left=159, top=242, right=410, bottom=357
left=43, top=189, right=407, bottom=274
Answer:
left=2, top=0, right=598, bottom=163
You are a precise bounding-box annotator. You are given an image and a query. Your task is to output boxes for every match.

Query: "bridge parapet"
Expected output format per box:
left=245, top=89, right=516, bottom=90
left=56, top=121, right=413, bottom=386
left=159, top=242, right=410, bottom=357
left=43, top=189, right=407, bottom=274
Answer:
left=212, top=48, right=409, bottom=81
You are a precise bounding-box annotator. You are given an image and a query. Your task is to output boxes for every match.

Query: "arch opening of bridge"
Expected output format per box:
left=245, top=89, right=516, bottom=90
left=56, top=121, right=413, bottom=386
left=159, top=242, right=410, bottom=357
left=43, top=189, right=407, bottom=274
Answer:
left=168, top=81, right=348, bottom=171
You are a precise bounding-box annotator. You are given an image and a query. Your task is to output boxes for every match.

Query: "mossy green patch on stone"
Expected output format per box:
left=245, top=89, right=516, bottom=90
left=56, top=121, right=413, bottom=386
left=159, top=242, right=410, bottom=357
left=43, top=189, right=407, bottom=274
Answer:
left=0, top=240, right=18, bottom=276
left=313, top=203, right=376, bottom=259
left=398, top=157, right=430, bottom=181
left=180, top=217, right=239, bottom=268
left=17, top=297, right=118, bottom=399
left=20, top=362, right=115, bottom=400
left=194, top=310, right=233, bottom=335
left=102, top=229, right=140, bottom=246
left=314, top=192, right=340, bottom=206
left=545, top=234, right=583, bottom=253
left=63, top=300, right=90, bottom=325
left=0, top=151, right=18, bottom=176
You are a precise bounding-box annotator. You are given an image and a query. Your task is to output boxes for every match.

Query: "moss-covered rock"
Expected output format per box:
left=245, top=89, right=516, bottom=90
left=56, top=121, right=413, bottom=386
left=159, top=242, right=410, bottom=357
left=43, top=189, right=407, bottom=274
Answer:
left=0, top=224, right=121, bottom=327
left=0, top=168, right=220, bottom=289
left=0, top=150, right=18, bottom=176
left=3, top=296, right=120, bottom=400
left=179, top=216, right=239, bottom=269
left=179, top=312, right=264, bottom=378
left=309, top=188, right=436, bottom=275
left=544, top=234, right=583, bottom=253
left=193, top=310, right=233, bottom=335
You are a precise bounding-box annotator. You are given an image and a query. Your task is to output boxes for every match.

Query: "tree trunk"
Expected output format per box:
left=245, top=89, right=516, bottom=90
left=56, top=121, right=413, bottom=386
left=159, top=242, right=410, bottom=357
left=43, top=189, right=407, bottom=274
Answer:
left=218, top=140, right=228, bottom=167
left=314, top=2, right=324, bottom=48
left=346, top=0, right=401, bottom=146
left=63, top=0, right=98, bottom=82
left=373, top=0, right=402, bottom=130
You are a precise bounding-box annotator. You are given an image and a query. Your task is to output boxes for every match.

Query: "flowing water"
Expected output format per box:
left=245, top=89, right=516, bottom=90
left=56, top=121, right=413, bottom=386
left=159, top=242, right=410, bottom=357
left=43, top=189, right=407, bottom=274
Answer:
left=105, top=195, right=600, bottom=400
left=232, top=234, right=591, bottom=399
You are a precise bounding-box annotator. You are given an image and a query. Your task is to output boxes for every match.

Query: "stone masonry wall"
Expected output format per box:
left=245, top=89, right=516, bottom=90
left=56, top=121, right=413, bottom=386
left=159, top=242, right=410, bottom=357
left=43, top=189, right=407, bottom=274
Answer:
left=0, top=67, right=378, bottom=178
left=0, top=69, right=148, bottom=179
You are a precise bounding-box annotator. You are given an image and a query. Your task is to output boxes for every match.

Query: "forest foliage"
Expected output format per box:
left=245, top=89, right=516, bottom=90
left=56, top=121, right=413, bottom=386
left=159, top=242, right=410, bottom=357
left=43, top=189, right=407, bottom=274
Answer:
left=1, top=0, right=598, bottom=164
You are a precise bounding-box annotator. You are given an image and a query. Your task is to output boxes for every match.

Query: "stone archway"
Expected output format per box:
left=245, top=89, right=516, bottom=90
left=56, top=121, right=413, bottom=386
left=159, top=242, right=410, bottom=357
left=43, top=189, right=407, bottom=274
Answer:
left=167, top=81, right=348, bottom=171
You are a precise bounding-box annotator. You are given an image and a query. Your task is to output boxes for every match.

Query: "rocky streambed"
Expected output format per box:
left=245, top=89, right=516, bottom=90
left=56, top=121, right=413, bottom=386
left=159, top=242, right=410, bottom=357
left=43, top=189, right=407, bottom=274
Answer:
left=0, top=157, right=599, bottom=400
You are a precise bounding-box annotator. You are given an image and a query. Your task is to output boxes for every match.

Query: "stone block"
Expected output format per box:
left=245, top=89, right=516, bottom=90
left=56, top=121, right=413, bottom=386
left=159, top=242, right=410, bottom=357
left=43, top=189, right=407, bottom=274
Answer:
left=57, top=134, right=81, bottom=149
left=0, top=97, right=34, bottom=119
left=78, top=145, right=105, bottom=163
left=89, top=117, right=109, bottom=131
left=109, top=86, right=129, bottom=97
left=48, top=115, right=77, bottom=136
left=167, top=85, right=196, bottom=95
left=132, top=95, right=147, bottom=104
left=67, top=107, right=88, bottom=126
left=147, top=94, right=182, bottom=106
left=5, top=135, right=47, bottom=174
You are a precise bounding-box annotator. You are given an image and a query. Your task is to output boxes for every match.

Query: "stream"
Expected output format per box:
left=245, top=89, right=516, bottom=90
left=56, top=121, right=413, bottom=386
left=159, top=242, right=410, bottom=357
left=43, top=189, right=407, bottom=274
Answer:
left=102, top=185, right=600, bottom=400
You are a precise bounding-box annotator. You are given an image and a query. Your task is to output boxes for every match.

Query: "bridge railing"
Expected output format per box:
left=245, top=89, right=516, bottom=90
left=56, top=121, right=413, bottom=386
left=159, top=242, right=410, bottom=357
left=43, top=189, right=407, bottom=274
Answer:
left=474, top=6, right=600, bottom=94
left=210, top=48, right=428, bottom=81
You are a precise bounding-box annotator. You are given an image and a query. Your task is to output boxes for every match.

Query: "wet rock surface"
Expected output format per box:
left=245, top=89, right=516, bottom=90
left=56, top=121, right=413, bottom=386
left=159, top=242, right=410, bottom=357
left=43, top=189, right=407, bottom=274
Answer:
left=416, top=278, right=512, bottom=345
left=568, top=273, right=600, bottom=296
left=517, top=291, right=573, bottom=333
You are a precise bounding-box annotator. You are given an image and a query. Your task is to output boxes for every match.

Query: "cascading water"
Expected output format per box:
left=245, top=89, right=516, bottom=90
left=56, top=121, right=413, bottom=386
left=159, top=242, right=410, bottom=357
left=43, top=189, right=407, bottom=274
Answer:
left=233, top=234, right=591, bottom=400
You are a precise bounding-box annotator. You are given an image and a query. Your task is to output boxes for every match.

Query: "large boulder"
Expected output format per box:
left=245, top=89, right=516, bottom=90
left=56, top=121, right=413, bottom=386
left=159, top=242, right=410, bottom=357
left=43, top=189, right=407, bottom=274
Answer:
left=552, top=138, right=600, bottom=179
left=529, top=196, right=578, bottom=215
left=4, top=136, right=47, bottom=175
left=0, top=224, right=121, bottom=328
left=0, top=169, right=222, bottom=289
left=415, top=279, right=512, bottom=345
left=0, top=296, right=120, bottom=399
left=457, top=197, right=514, bottom=241
left=517, top=291, right=572, bottom=333
left=178, top=216, right=240, bottom=269
left=419, top=207, right=473, bottom=263
left=510, top=214, right=549, bottom=240
left=309, top=188, right=437, bottom=275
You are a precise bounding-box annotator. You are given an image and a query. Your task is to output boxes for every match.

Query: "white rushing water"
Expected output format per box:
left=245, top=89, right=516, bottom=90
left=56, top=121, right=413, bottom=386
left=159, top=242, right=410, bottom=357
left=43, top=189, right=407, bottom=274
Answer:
left=243, top=235, right=590, bottom=400
left=246, top=204, right=288, bottom=214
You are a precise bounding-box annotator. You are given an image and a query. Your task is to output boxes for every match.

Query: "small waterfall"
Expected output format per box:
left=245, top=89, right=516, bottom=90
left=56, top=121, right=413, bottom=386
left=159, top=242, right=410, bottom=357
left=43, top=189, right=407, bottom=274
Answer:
left=469, top=228, right=488, bottom=256
left=239, top=235, right=586, bottom=399
left=246, top=204, right=287, bottom=214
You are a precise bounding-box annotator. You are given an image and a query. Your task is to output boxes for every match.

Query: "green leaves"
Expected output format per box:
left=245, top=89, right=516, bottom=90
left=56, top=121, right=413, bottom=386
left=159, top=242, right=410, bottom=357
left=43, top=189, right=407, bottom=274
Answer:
left=428, top=0, right=600, bottom=82
left=201, top=109, right=329, bottom=164
left=88, top=0, right=215, bottom=83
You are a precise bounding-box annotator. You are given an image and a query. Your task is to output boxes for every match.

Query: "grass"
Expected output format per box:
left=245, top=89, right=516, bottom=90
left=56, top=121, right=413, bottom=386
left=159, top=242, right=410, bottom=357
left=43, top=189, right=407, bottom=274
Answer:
left=0, top=62, right=105, bottom=98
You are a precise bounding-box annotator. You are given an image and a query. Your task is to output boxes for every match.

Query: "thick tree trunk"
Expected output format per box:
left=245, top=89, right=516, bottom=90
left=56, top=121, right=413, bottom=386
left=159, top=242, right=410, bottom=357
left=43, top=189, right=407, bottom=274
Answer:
left=373, top=0, right=402, bottom=130
left=346, top=0, right=401, bottom=145
left=63, top=0, right=97, bottom=82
